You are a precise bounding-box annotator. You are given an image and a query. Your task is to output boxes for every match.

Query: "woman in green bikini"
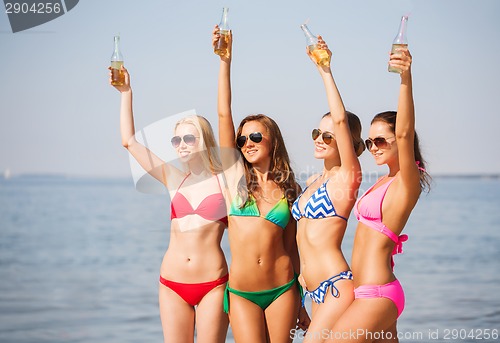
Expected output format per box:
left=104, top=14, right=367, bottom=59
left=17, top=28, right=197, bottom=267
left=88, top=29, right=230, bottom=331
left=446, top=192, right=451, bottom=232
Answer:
left=213, top=27, right=309, bottom=342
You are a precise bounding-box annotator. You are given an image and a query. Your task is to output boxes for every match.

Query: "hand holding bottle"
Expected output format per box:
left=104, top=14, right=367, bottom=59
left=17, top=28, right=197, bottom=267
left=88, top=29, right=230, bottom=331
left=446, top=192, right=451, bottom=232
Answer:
left=306, top=35, right=331, bottom=69
left=300, top=23, right=330, bottom=67
left=109, top=65, right=130, bottom=93
left=389, top=47, right=412, bottom=77
left=212, top=25, right=232, bottom=61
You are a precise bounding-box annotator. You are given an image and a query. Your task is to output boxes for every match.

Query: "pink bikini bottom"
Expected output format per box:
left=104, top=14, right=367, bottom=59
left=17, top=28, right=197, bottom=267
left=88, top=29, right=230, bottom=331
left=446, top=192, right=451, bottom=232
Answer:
left=354, top=279, right=405, bottom=317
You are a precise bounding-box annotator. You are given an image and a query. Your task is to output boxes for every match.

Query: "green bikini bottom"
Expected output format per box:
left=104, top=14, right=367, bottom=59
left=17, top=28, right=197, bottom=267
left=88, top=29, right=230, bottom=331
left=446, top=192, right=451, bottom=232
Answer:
left=223, top=275, right=303, bottom=313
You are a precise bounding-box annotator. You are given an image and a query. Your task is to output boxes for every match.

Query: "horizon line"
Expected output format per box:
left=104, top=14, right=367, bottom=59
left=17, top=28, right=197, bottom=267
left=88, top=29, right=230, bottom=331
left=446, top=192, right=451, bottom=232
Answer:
left=2, top=171, right=500, bottom=181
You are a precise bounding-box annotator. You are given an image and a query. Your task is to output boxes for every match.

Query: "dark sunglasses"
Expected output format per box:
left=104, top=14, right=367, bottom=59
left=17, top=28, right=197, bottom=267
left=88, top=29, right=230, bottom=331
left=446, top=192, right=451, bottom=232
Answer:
left=365, top=136, right=395, bottom=150
left=312, top=128, right=335, bottom=144
left=236, top=132, right=263, bottom=148
left=171, top=134, right=198, bottom=148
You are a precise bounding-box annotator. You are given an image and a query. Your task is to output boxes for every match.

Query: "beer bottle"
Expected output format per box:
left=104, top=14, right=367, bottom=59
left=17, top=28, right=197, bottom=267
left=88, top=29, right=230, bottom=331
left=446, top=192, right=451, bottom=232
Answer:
left=300, top=23, right=330, bottom=67
left=389, top=16, right=408, bottom=73
left=110, top=34, right=125, bottom=86
left=214, top=8, right=230, bottom=57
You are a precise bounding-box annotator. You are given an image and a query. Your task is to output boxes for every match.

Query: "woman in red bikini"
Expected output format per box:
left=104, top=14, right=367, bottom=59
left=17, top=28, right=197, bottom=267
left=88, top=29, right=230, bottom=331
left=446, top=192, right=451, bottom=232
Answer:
left=328, top=48, right=430, bottom=342
left=110, top=68, right=229, bottom=343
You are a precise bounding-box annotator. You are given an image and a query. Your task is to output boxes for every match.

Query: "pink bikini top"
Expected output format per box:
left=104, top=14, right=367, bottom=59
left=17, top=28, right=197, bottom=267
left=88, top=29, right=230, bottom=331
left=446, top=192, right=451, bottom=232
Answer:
left=171, top=174, right=228, bottom=225
left=354, top=176, right=408, bottom=270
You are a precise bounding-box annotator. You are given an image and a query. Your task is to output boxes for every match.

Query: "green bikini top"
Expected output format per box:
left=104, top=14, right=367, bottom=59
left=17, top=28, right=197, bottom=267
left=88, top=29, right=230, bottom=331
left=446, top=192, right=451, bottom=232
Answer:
left=228, top=195, right=290, bottom=229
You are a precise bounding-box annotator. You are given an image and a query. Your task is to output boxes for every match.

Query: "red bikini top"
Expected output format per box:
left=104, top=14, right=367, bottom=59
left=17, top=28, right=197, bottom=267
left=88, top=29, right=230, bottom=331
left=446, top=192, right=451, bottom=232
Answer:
left=170, top=173, right=228, bottom=225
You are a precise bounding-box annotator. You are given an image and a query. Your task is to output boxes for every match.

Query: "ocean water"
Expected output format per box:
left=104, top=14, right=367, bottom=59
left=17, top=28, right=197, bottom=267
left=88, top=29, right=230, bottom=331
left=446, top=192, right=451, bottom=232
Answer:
left=0, top=176, right=499, bottom=342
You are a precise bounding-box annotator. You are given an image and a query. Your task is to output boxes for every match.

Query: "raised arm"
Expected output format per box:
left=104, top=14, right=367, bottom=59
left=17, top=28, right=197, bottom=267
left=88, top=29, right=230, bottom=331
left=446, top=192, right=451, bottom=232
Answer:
left=213, top=26, right=235, bottom=148
left=110, top=66, right=177, bottom=187
left=212, top=25, right=244, bottom=196
left=390, top=48, right=420, bottom=194
left=311, top=36, right=360, bottom=171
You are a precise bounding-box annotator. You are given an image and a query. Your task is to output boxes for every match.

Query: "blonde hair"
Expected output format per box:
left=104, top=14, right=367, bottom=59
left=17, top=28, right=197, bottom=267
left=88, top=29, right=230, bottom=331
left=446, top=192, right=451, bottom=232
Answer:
left=174, top=115, right=222, bottom=174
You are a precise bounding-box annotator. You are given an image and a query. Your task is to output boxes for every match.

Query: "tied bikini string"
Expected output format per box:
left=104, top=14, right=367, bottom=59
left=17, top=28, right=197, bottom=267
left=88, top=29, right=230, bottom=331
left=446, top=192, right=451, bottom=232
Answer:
left=416, top=161, right=426, bottom=172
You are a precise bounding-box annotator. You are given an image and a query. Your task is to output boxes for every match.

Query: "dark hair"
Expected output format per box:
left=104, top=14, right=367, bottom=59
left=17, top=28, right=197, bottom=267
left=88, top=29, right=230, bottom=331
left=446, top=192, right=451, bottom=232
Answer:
left=235, top=114, right=301, bottom=207
left=323, top=111, right=365, bottom=157
left=371, top=111, right=431, bottom=192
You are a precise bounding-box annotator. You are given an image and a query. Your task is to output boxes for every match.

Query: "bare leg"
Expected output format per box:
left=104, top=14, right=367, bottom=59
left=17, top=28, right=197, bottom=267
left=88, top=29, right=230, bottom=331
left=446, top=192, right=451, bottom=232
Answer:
left=228, top=292, right=267, bottom=343
left=374, top=321, right=398, bottom=343
left=304, top=280, right=354, bottom=343
left=195, top=285, right=229, bottom=343
left=265, top=285, right=300, bottom=343
left=159, top=283, right=195, bottom=343
left=326, top=298, right=398, bottom=343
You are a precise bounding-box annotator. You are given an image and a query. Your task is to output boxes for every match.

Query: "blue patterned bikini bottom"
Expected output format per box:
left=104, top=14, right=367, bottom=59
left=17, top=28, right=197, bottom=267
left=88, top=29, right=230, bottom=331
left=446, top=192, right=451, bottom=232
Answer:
left=302, top=270, right=353, bottom=306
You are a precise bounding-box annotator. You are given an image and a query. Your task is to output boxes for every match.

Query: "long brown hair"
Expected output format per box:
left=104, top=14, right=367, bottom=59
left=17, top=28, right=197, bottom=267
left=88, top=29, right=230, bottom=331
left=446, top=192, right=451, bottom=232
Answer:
left=235, top=114, right=301, bottom=207
left=371, top=111, right=431, bottom=192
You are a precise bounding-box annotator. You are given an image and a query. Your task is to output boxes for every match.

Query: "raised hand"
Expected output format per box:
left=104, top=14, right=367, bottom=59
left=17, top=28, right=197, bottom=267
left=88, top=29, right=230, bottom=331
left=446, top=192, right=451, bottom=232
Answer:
left=306, top=35, right=332, bottom=68
left=389, top=47, right=412, bottom=76
left=109, top=65, right=130, bottom=93
left=212, top=25, right=232, bottom=62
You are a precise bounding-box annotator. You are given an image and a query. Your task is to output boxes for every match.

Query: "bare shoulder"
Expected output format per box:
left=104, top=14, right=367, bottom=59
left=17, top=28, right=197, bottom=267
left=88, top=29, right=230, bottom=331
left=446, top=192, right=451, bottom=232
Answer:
left=306, top=173, right=320, bottom=187
left=391, top=173, right=421, bottom=204
left=164, top=164, right=189, bottom=190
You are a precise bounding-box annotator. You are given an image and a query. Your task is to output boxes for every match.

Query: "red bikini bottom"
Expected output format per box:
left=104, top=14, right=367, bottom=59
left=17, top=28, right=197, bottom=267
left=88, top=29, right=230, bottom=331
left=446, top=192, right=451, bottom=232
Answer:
left=159, top=274, right=229, bottom=307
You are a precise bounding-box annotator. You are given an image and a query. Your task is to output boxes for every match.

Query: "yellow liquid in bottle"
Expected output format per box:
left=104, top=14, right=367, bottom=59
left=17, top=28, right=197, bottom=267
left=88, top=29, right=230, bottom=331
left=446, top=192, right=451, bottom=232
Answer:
left=388, top=43, right=408, bottom=73
left=111, top=60, right=125, bottom=86
left=309, top=45, right=330, bottom=67
left=214, top=30, right=229, bottom=56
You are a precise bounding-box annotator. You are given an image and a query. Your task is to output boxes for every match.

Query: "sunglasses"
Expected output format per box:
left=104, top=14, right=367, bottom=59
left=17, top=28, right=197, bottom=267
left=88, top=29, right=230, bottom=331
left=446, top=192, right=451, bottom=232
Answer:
left=312, top=128, right=335, bottom=145
left=365, top=136, right=395, bottom=150
left=171, top=134, right=198, bottom=148
left=236, top=132, right=263, bottom=148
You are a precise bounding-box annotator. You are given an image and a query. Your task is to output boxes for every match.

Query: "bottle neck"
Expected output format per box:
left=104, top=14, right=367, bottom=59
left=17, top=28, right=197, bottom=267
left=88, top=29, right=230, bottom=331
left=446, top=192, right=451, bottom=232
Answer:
left=300, top=24, right=317, bottom=45
left=219, top=8, right=229, bottom=30
left=394, top=16, right=408, bottom=44
left=112, top=36, right=123, bottom=61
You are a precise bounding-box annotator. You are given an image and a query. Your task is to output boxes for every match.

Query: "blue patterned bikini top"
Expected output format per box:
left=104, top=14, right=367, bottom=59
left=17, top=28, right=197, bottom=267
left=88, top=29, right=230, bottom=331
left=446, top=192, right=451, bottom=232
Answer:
left=292, top=176, right=348, bottom=221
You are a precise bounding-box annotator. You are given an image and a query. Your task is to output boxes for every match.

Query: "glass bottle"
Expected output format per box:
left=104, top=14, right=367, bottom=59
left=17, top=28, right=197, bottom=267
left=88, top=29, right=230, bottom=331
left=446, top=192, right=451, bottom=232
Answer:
left=300, top=23, right=330, bottom=67
left=110, top=34, right=125, bottom=86
left=214, top=7, right=230, bottom=57
left=388, top=16, right=408, bottom=73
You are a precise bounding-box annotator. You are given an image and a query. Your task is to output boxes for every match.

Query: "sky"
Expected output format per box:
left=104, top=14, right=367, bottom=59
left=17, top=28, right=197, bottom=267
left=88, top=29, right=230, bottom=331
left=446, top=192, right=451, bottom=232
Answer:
left=1, top=0, right=500, bottom=179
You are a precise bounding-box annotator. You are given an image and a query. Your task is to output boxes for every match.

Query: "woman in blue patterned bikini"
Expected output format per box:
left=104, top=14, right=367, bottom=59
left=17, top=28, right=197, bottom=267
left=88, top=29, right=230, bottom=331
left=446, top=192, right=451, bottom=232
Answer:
left=293, top=36, right=365, bottom=342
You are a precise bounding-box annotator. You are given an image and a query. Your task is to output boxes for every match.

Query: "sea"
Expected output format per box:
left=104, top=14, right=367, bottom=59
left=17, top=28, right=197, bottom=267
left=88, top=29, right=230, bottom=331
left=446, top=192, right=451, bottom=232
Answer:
left=0, top=175, right=499, bottom=343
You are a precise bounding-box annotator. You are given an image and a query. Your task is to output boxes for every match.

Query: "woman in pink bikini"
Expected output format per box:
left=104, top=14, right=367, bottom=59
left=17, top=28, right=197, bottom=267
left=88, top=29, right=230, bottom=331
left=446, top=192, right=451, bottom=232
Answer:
left=329, top=48, right=430, bottom=342
left=110, top=68, right=229, bottom=343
